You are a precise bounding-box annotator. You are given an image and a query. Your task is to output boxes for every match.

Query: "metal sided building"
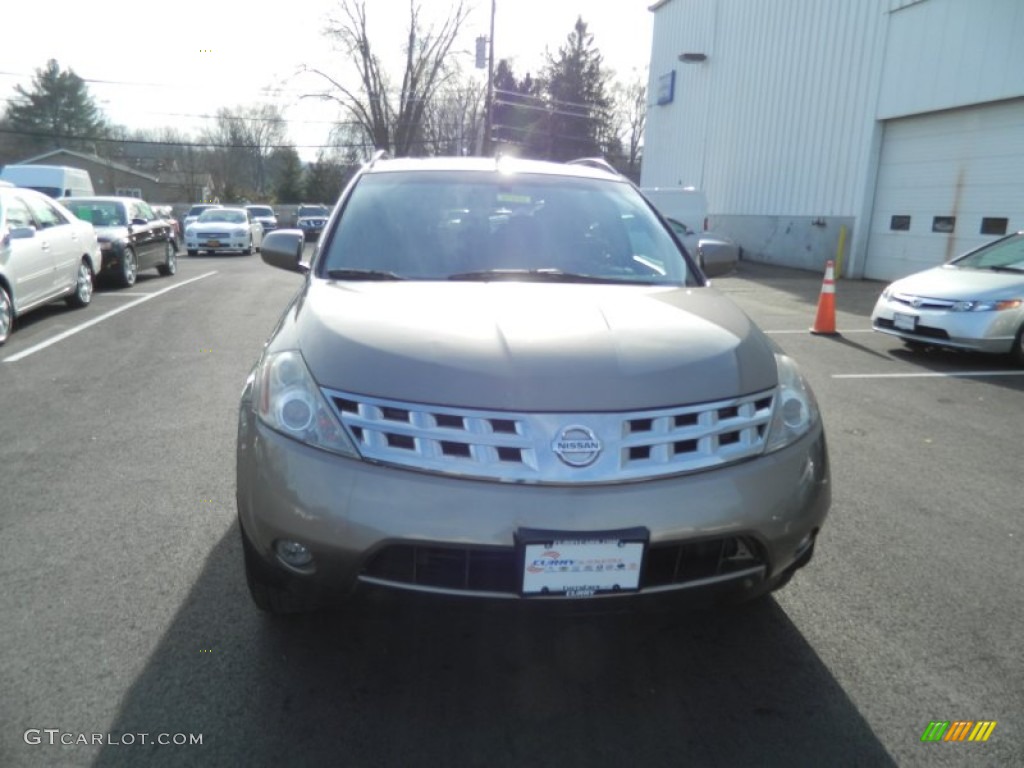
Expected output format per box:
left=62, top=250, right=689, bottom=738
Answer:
left=642, top=0, right=1024, bottom=281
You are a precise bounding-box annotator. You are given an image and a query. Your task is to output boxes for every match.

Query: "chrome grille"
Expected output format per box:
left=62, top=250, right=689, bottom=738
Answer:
left=323, top=388, right=776, bottom=484
left=891, top=292, right=956, bottom=310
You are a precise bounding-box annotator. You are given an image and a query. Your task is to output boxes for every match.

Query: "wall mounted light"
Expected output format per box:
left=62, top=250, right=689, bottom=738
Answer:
left=678, top=53, right=708, bottom=63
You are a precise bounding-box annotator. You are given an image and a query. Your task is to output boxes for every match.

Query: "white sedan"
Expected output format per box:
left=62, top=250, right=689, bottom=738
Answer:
left=871, top=231, right=1024, bottom=364
left=185, top=207, right=263, bottom=256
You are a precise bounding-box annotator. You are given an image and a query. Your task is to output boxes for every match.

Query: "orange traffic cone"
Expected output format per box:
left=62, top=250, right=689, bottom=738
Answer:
left=810, top=260, right=840, bottom=336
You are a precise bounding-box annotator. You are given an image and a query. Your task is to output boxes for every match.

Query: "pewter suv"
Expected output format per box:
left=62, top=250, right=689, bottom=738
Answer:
left=236, top=155, right=830, bottom=614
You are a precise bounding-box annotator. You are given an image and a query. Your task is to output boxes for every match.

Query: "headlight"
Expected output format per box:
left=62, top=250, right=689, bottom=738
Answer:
left=881, top=286, right=893, bottom=300
left=764, top=353, right=820, bottom=453
left=951, top=299, right=1022, bottom=312
left=256, top=350, right=359, bottom=457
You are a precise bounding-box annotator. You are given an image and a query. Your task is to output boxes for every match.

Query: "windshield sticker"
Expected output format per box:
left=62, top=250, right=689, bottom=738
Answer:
left=496, top=193, right=531, bottom=204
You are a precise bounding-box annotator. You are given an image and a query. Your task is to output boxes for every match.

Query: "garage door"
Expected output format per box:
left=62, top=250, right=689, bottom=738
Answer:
left=864, top=99, right=1024, bottom=281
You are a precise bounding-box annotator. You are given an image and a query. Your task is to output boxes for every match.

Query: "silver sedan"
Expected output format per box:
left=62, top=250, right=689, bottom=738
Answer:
left=871, top=231, right=1024, bottom=364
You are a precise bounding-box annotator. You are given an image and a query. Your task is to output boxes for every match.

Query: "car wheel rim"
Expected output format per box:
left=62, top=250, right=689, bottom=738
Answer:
left=77, top=264, right=92, bottom=302
left=125, top=252, right=136, bottom=284
left=0, top=289, right=11, bottom=341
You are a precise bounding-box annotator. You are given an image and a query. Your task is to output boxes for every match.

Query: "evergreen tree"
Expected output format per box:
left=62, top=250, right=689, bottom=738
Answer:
left=303, top=150, right=347, bottom=204
left=271, top=146, right=305, bottom=204
left=5, top=60, right=109, bottom=153
left=491, top=60, right=544, bottom=152
left=539, top=17, right=613, bottom=161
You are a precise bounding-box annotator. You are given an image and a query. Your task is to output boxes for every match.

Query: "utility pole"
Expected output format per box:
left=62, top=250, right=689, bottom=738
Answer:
left=477, top=0, right=496, bottom=156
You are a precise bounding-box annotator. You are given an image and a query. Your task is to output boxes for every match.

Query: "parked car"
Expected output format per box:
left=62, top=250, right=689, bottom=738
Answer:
left=665, top=217, right=740, bottom=275
left=295, top=204, right=329, bottom=241
left=237, top=155, right=830, bottom=614
left=185, top=207, right=263, bottom=256
left=182, top=203, right=221, bottom=233
left=871, top=231, right=1024, bottom=364
left=154, top=205, right=181, bottom=242
left=245, top=205, right=278, bottom=234
left=64, top=197, right=177, bottom=287
left=0, top=187, right=101, bottom=345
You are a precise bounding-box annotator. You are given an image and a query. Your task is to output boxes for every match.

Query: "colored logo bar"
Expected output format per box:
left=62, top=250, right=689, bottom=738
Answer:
left=921, top=721, right=997, bottom=742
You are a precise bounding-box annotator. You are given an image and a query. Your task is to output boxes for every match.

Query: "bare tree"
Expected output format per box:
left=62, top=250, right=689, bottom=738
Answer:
left=201, top=104, right=288, bottom=198
left=303, top=0, right=471, bottom=157
left=613, top=72, right=647, bottom=180
left=421, top=70, right=486, bottom=156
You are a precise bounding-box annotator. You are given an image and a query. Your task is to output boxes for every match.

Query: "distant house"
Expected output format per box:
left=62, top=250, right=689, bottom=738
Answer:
left=11, top=148, right=213, bottom=203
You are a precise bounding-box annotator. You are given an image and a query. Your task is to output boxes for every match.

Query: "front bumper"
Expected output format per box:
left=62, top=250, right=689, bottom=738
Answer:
left=186, top=237, right=250, bottom=253
left=297, top=222, right=325, bottom=240
left=237, top=408, right=830, bottom=603
left=871, top=296, right=1018, bottom=354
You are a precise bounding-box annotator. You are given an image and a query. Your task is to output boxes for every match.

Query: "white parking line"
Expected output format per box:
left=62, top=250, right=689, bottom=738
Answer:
left=833, top=370, right=1024, bottom=379
left=96, top=291, right=156, bottom=297
left=3, top=271, right=217, bottom=363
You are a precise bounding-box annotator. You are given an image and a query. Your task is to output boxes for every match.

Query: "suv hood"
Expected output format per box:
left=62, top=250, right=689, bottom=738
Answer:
left=283, top=282, right=778, bottom=411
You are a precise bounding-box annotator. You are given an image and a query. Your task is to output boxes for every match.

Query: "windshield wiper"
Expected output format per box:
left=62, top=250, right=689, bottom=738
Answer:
left=985, top=265, right=1024, bottom=274
left=326, top=268, right=405, bottom=280
left=447, top=268, right=635, bottom=284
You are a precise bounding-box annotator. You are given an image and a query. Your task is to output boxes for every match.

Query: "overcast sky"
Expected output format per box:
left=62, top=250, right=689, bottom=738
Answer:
left=0, top=0, right=653, bottom=161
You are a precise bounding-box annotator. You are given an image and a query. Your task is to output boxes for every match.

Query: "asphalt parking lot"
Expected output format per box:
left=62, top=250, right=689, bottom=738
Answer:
left=0, top=252, right=1021, bottom=767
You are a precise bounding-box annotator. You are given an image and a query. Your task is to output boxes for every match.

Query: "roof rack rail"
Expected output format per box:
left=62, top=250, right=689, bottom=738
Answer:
left=366, top=149, right=390, bottom=169
left=567, top=157, right=619, bottom=175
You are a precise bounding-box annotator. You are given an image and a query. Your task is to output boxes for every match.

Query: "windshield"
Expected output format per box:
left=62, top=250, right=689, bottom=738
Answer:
left=298, top=206, right=328, bottom=217
left=248, top=206, right=274, bottom=217
left=953, top=232, right=1024, bottom=271
left=65, top=201, right=126, bottom=227
left=188, top=205, right=216, bottom=216
left=198, top=209, right=246, bottom=224
left=318, top=171, right=697, bottom=285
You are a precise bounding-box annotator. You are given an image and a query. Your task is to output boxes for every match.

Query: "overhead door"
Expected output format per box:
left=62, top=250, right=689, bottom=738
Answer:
left=864, top=99, right=1024, bottom=281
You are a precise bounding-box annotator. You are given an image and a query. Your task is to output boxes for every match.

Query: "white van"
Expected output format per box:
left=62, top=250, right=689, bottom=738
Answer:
left=0, top=164, right=95, bottom=199
left=641, top=186, right=739, bottom=275
left=641, top=187, right=708, bottom=236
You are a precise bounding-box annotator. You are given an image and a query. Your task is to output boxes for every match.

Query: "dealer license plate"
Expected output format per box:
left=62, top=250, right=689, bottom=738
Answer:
left=204, top=240, right=221, bottom=247
left=520, top=529, right=646, bottom=597
left=893, top=312, right=917, bottom=331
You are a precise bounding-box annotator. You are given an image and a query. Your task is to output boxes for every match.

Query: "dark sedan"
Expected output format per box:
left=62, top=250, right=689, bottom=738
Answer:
left=65, top=197, right=176, bottom=287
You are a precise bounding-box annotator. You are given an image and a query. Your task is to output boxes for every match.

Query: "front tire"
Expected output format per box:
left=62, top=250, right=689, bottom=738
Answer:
left=242, top=532, right=320, bottom=615
left=1010, top=324, right=1024, bottom=367
left=156, top=241, right=176, bottom=276
left=120, top=247, right=137, bottom=287
left=243, top=237, right=253, bottom=256
left=0, top=284, right=13, bottom=345
left=66, top=261, right=93, bottom=308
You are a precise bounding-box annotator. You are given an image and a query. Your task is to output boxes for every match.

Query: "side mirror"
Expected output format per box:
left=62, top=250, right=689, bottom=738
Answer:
left=261, top=229, right=308, bottom=273
left=131, top=217, right=148, bottom=226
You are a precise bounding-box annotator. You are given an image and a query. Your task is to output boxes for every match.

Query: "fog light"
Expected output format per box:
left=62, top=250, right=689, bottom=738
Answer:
left=275, top=539, right=313, bottom=567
